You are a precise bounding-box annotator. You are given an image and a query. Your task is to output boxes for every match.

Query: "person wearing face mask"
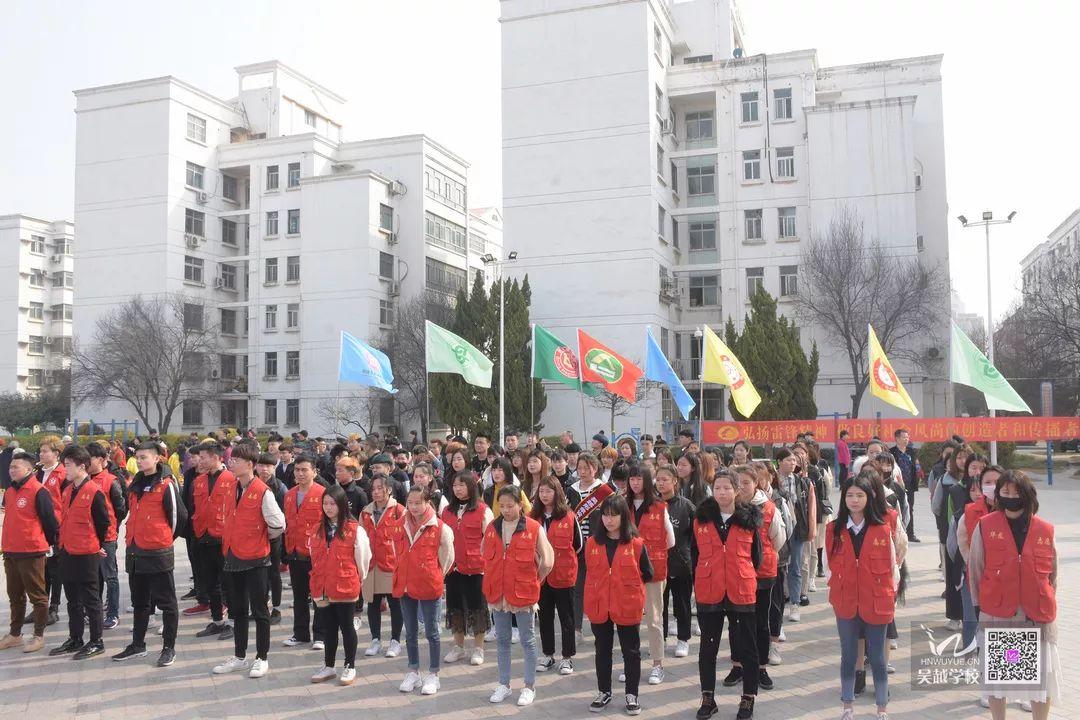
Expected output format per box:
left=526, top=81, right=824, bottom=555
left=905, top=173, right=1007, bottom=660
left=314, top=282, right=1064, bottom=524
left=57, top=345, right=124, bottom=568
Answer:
left=953, top=464, right=1001, bottom=657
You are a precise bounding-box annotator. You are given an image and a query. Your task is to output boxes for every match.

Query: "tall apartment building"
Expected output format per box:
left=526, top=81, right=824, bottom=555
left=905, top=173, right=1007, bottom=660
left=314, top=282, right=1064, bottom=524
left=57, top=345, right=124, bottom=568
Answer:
left=0, top=215, right=75, bottom=395
left=73, top=61, right=500, bottom=435
left=502, top=0, right=951, bottom=435
left=1021, top=206, right=1080, bottom=295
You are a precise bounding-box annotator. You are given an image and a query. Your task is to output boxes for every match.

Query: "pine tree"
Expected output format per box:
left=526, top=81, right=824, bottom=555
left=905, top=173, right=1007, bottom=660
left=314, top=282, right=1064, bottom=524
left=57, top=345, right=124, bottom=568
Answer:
left=521, top=276, right=547, bottom=430
left=431, top=274, right=495, bottom=433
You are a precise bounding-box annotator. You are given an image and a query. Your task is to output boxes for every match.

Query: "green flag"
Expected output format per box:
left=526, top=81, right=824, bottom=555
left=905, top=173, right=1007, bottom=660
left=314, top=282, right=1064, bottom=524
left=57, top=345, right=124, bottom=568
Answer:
left=531, top=324, right=600, bottom=397
left=950, top=321, right=1031, bottom=413
left=425, top=320, right=493, bottom=388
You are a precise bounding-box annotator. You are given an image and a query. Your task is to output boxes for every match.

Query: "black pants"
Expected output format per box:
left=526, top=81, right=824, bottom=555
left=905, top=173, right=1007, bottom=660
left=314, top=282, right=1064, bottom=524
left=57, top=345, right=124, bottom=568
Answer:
left=663, top=574, right=692, bottom=642
left=838, top=463, right=849, bottom=489
left=226, top=566, right=270, bottom=661
left=367, top=593, right=402, bottom=641
left=288, top=558, right=325, bottom=642
left=944, top=546, right=964, bottom=620
left=700, top=609, right=757, bottom=696
left=267, top=537, right=283, bottom=608
left=729, top=585, right=771, bottom=669
left=538, top=583, right=576, bottom=658
left=46, top=555, right=62, bottom=609
left=131, top=571, right=178, bottom=649
left=906, top=488, right=918, bottom=539
left=572, top=557, right=587, bottom=631
left=768, top=570, right=786, bottom=637
left=62, top=574, right=102, bottom=644
left=593, top=620, right=640, bottom=696
left=185, top=534, right=207, bottom=603
left=195, top=541, right=225, bottom=621
left=321, top=602, right=359, bottom=668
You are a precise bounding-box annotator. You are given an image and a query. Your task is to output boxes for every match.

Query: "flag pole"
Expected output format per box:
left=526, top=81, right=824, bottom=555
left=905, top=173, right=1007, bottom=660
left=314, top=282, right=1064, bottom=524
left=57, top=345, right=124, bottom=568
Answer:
left=424, top=322, right=430, bottom=443
left=698, top=325, right=706, bottom=442
left=336, top=331, right=343, bottom=436
left=643, top=326, right=649, bottom=452
left=576, top=329, right=588, bottom=444
left=530, top=323, right=536, bottom=434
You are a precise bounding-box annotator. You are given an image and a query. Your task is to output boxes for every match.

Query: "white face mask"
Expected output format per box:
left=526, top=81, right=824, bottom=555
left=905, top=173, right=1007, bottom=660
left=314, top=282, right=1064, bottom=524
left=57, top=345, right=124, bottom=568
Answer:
left=982, top=485, right=995, bottom=500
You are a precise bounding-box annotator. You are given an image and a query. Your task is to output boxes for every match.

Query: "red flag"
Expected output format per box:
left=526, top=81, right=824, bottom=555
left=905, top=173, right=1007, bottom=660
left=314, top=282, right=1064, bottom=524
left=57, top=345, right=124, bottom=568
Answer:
left=576, top=330, right=644, bottom=403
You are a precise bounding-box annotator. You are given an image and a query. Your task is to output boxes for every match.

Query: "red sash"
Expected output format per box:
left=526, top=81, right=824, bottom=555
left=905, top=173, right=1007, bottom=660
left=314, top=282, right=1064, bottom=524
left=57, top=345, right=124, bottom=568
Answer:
left=574, top=483, right=614, bottom=525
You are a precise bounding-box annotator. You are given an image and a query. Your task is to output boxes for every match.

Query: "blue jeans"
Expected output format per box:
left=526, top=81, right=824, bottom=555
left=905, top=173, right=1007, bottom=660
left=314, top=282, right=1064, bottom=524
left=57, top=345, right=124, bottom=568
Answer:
left=99, top=541, right=120, bottom=620
left=494, top=609, right=538, bottom=688
left=401, top=595, right=440, bottom=672
left=837, top=615, right=888, bottom=707
left=786, top=538, right=807, bottom=603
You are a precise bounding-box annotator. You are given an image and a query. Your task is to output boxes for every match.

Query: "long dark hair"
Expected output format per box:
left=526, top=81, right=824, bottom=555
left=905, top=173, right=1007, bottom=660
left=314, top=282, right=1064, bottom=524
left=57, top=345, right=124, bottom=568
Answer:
left=490, top=456, right=516, bottom=486
left=320, top=484, right=351, bottom=540
left=446, top=470, right=480, bottom=513
left=599, top=494, right=638, bottom=544
left=995, top=469, right=1039, bottom=516
left=624, top=463, right=656, bottom=511
left=830, top=471, right=886, bottom=556
left=529, top=475, right=570, bottom=521
left=676, top=451, right=706, bottom=502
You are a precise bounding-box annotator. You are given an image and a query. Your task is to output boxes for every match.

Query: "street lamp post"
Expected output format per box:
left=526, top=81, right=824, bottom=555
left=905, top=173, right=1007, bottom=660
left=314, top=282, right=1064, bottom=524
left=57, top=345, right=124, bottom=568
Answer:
left=482, top=251, right=518, bottom=448
left=957, top=210, right=1017, bottom=464
left=694, top=327, right=704, bottom=441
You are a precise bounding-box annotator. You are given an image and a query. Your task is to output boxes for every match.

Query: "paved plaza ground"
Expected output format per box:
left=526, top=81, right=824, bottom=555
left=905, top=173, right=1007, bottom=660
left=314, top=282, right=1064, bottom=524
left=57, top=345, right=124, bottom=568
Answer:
left=0, top=472, right=1076, bottom=719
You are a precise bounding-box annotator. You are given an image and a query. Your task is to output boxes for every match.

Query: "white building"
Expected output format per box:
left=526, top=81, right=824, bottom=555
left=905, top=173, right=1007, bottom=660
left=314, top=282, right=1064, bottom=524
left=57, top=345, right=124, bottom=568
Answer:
left=0, top=215, right=74, bottom=395
left=73, top=61, right=499, bottom=436
left=1021, top=206, right=1080, bottom=295
left=501, top=0, right=951, bottom=437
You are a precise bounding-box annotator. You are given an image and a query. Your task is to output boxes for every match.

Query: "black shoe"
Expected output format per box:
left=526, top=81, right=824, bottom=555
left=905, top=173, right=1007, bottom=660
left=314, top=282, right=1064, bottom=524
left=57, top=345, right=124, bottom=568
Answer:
left=757, top=668, right=774, bottom=690
left=112, top=643, right=148, bottom=661
left=181, top=588, right=197, bottom=600
left=722, top=666, right=743, bottom=687
left=799, top=595, right=809, bottom=607
left=269, top=609, right=281, bottom=626
left=218, top=624, right=234, bottom=641
left=695, top=694, right=718, bottom=720
left=156, top=648, right=175, bottom=667
left=46, top=608, right=59, bottom=626
left=854, top=669, right=866, bottom=695
left=815, top=568, right=825, bottom=578
left=736, top=695, right=755, bottom=720
left=624, top=695, right=641, bottom=716
left=49, top=637, right=84, bottom=656
left=196, top=622, right=225, bottom=638
left=909, top=536, right=921, bottom=543
left=73, top=640, right=105, bottom=660
left=589, top=691, right=612, bottom=712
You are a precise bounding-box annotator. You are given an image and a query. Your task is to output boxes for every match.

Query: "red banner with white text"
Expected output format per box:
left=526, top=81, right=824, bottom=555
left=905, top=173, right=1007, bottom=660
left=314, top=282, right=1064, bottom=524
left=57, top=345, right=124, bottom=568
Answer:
left=702, top=417, right=1080, bottom=445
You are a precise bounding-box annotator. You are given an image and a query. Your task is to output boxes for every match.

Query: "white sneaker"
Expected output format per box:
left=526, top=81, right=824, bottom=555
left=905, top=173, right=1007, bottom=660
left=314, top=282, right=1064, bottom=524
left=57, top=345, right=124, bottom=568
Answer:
left=674, top=640, right=690, bottom=658
left=778, top=628, right=787, bottom=642
left=789, top=608, right=801, bottom=623
left=283, top=636, right=304, bottom=647
left=978, top=697, right=991, bottom=709
left=444, top=644, right=466, bottom=663
left=889, top=639, right=898, bottom=650
left=212, top=656, right=250, bottom=674
left=311, top=641, right=324, bottom=651
left=311, top=666, right=337, bottom=683
left=484, top=627, right=496, bottom=642
left=648, top=666, right=665, bottom=685
left=352, top=617, right=362, bottom=634
left=518, top=687, right=535, bottom=706
left=537, top=655, right=555, bottom=672
left=365, top=639, right=382, bottom=657
left=619, top=671, right=626, bottom=682
left=385, top=639, right=402, bottom=658
left=490, top=684, right=513, bottom=703
left=692, top=622, right=701, bottom=637
left=470, top=647, right=485, bottom=666
left=421, top=673, right=440, bottom=695
left=248, top=658, right=268, bottom=678
left=511, top=627, right=520, bottom=644
left=340, top=667, right=356, bottom=685
left=1019, top=700, right=1032, bottom=713
left=945, top=619, right=962, bottom=632
left=841, top=708, right=855, bottom=720
left=558, top=658, right=574, bottom=674
left=399, top=671, right=422, bottom=692
left=768, top=646, right=783, bottom=666
left=808, top=581, right=818, bottom=592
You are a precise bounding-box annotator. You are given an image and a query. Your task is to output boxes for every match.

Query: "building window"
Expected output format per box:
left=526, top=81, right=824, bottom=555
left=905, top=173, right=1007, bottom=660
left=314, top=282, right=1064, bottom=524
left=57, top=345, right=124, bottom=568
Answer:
left=655, top=86, right=663, bottom=118
left=222, top=175, right=237, bottom=201
left=917, top=234, right=925, bottom=251
left=183, top=400, right=203, bottom=426
left=656, top=144, right=665, bottom=176
left=51, top=304, right=73, bottom=321
left=220, top=308, right=236, bottom=335
left=266, top=165, right=279, bottom=191
left=265, top=399, right=278, bottom=425
left=774, top=88, right=793, bottom=120
left=740, top=92, right=759, bottom=123
left=684, top=54, right=713, bottom=64
left=654, top=24, right=662, bottom=57
left=265, top=257, right=278, bottom=284
left=746, top=267, right=764, bottom=296
left=286, top=350, right=300, bottom=378
left=221, top=219, right=237, bottom=246
left=29, top=269, right=44, bottom=287
left=780, top=265, right=798, bottom=296
left=265, top=304, right=277, bottom=331
left=424, top=212, right=466, bottom=254
left=286, top=303, right=299, bottom=329
left=304, top=109, right=316, bottom=127
left=684, top=111, right=714, bottom=148
left=689, top=274, right=719, bottom=307
left=742, top=150, right=760, bottom=181
left=220, top=263, right=237, bottom=290
left=778, top=207, right=797, bottom=238
left=425, top=257, right=467, bottom=297
left=672, top=221, right=679, bottom=249
left=286, top=399, right=300, bottom=426
left=287, top=209, right=300, bottom=234
left=380, top=299, right=394, bottom=326
left=53, top=238, right=72, bottom=255
left=689, top=218, right=717, bottom=251
left=51, top=271, right=74, bottom=289
left=183, top=303, right=203, bottom=331
left=265, top=352, right=278, bottom=378
left=776, top=147, right=795, bottom=178
left=219, top=354, right=237, bottom=380
left=28, top=302, right=43, bottom=321
left=185, top=162, right=204, bottom=189
left=28, top=369, right=44, bottom=389
left=687, top=156, right=716, bottom=206
left=380, top=204, right=394, bottom=232
left=266, top=211, right=279, bottom=236
left=379, top=251, right=395, bottom=280
left=185, top=208, right=205, bottom=237
left=285, top=255, right=300, bottom=283
left=29, top=235, right=46, bottom=254
left=288, top=162, right=301, bottom=188
left=657, top=205, right=666, bottom=241
left=744, top=209, right=763, bottom=241
left=186, top=113, right=206, bottom=143
left=28, top=335, right=44, bottom=355
left=670, top=160, right=679, bottom=194
left=423, top=166, right=467, bottom=211
left=184, top=255, right=204, bottom=284
left=379, top=397, right=395, bottom=424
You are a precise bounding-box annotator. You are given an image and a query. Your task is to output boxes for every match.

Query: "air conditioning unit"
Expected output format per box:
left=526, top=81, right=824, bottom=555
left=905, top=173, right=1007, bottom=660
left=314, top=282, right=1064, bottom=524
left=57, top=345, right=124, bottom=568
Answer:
left=44, top=336, right=54, bottom=345
left=389, top=281, right=401, bottom=297
left=386, top=232, right=398, bottom=246
left=50, top=255, right=63, bottom=264
left=213, top=277, right=225, bottom=289
left=195, top=191, right=209, bottom=204
left=43, top=369, right=54, bottom=378
left=185, top=234, right=201, bottom=248
left=659, top=118, right=673, bottom=134
left=659, top=276, right=679, bottom=302
left=389, top=180, right=407, bottom=196
left=210, top=368, right=220, bottom=379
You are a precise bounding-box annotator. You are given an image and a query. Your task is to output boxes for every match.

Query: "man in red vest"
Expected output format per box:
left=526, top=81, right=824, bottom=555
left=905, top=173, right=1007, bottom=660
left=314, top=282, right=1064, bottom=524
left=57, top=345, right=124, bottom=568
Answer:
left=0, top=451, right=59, bottom=653
left=50, top=445, right=111, bottom=660
left=282, top=453, right=327, bottom=649
left=185, top=441, right=237, bottom=639
left=87, top=442, right=127, bottom=630
left=36, top=434, right=67, bottom=626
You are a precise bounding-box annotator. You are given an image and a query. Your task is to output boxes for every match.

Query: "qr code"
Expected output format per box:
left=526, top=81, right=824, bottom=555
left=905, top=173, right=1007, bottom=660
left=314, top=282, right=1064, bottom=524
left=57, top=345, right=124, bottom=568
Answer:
left=985, top=628, right=1041, bottom=685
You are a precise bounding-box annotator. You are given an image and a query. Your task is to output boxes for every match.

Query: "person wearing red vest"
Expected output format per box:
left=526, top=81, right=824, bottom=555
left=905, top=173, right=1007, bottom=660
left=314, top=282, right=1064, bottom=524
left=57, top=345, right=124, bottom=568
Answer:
left=566, top=453, right=615, bottom=635
left=692, top=471, right=762, bottom=720
left=87, top=442, right=127, bottom=630
left=0, top=451, right=59, bottom=654
left=49, top=445, right=111, bottom=660
left=186, top=441, right=237, bottom=638
left=393, top=486, right=454, bottom=697
left=360, top=474, right=406, bottom=658
left=307, top=484, right=371, bottom=686
left=36, top=434, right=67, bottom=625
left=211, top=444, right=285, bottom=679
left=968, top=470, right=1060, bottom=717
left=529, top=475, right=582, bottom=676
left=483, top=484, right=553, bottom=707
left=440, top=470, right=493, bottom=666
left=583, top=494, right=652, bottom=716
left=950, top=463, right=999, bottom=656
left=824, top=472, right=897, bottom=720
left=282, top=453, right=327, bottom=649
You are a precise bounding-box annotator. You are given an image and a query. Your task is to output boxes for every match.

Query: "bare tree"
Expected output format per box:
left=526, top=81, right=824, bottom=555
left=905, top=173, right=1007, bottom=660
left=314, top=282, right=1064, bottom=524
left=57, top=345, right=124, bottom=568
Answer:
left=384, top=291, right=455, bottom=440
left=1021, top=258, right=1080, bottom=363
left=313, top=392, right=383, bottom=438
left=590, top=382, right=649, bottom=435
left=794, top=208, right=949, bottom=417
left=72, top=293, right=221, bottom=433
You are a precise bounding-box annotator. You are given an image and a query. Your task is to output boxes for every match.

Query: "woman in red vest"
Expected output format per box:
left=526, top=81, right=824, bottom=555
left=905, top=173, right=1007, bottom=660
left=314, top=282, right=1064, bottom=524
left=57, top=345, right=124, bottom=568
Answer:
left=529, top=475, right=582, bottom=676
left=968, top=470, right=1060, bottom=719
left=308, top=484, right=371, bottom=686
left=584, top=493, right=652, bottom=716
left=393, top=485, right=455, bottom=697
left=360, top=474, right=405, bottom=659
left=626, top=464, right=674, bottom=686
left=693, top=470, right=762, bottom=720
left=440, top=470, right=492, bottom=666
left=825, top=470, right=898, bottom=720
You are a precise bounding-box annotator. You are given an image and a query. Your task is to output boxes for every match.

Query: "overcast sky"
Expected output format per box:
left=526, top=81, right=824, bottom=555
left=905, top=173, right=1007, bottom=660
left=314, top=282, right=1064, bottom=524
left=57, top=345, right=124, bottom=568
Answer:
left=2, top=0, right=1076, bottom=322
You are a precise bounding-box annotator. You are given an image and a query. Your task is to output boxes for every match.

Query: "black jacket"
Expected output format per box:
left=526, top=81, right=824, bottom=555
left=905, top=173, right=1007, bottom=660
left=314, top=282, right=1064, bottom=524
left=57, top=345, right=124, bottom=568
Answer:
left=340, top=481, right=368, bottom=520
left=663, top=494, right=696, bottom=578
left=126, top=463, right=187, bottom=575
left=2, top=474, right=59, bottom=557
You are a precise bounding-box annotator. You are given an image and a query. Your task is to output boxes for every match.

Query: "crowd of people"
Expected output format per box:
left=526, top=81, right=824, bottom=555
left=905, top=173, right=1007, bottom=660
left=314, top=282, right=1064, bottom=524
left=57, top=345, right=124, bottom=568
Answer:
left=0, top=425, right=1059, bottom=720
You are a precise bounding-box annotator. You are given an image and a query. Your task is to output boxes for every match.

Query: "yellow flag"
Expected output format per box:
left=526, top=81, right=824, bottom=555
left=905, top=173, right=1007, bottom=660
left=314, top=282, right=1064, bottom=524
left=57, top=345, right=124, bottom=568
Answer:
left=701, top=325, right=761, bottom=418
left=867, top=324, right=919, bottom=416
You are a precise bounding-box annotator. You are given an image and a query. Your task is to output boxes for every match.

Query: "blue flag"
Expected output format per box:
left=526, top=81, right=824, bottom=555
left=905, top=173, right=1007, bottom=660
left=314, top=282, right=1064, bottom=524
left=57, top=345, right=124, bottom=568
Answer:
left=644, top=328, right=695, bottom=420
left=339, top=331, right=397, bottom=394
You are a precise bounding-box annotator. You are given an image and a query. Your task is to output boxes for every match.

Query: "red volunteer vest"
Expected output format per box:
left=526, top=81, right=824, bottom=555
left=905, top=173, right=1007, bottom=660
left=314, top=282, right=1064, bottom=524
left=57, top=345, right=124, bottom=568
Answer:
left=39, top=463, right=66, bottom=524
left=92, top=470, right=119, bottom=543
left=583, top=536, right=646, bottom=625
left=362, top=503, right=406, bottom=572
left=977, top=511, right=1056, bottom=624
left=633, top=501, right=669, bottom=581
left=192, top=470, right=237, bottom=540
left=885, top=506, right=899, bottom=535
left=692, top=518, right=757, bottom=605
left=544, top=514, right=578, bottom=589
left=309, top=519, right=362, bottom=602
left=757, top=501, right=779, bottom=580
left=441, top=503, right=487, bottom=575
left=392, top=520, right=445, bottom=601
left=963, top=498, right=991, bottom=548
left=222, top=478, right=271, bottom=561
left=59, top=480, right=102, bottom=556
left=1, top=478, right=50, bottom=554
left=284, top=483, right=325, bottom=556
left=126, top=476, right=175, bottom=551
left=481, top=516, right=542, bottom=607
left=826, top=521, right=896, bottom=624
